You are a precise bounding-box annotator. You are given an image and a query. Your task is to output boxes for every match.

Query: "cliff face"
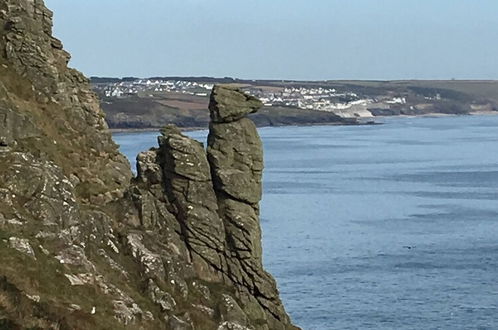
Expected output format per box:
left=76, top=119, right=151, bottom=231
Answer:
left=0, top=1, right=297, bottom=329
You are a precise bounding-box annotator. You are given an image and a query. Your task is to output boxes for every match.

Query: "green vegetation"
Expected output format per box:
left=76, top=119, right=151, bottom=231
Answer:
left=95, top=78, right=498, bottom=131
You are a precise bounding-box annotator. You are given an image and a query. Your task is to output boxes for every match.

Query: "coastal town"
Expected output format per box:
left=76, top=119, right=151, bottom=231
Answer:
left=96, top=79, right=215, bottom=98
left=92, top=78, right=413, bottom=118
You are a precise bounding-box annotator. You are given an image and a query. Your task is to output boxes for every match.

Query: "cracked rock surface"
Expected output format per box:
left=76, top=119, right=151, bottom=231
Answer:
left=0, top=1, right=298, bottom=329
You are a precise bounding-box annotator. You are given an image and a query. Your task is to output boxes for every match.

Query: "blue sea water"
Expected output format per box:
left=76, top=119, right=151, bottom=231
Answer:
left=113, top=115, right=498, bottom=330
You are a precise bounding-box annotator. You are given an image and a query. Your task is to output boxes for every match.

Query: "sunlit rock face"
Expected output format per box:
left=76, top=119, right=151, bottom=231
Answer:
left=0, top=1, right=298, bottom=328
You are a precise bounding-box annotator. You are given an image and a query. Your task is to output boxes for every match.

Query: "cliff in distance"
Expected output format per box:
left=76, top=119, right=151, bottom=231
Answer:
left=0, top=1, right=298, bottom=329
left=94, top=77, right=498, bottom=131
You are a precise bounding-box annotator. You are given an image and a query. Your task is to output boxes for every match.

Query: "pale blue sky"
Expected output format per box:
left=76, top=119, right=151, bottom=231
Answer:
left=46, top=0, right=498, bottom=80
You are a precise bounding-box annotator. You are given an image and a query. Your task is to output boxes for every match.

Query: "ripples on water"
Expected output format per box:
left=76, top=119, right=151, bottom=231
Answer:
left=114, top=115, right=498, bottom=330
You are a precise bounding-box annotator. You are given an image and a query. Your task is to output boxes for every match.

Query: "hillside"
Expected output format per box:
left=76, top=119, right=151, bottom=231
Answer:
left=0, top=1, right=297, bottom=329
left=92, top=78, right=498, bottom=130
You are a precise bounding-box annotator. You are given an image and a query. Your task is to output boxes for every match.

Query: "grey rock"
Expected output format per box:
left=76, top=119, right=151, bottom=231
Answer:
left=192, top=303, right=215, bottom=317
left=1, top=0, right=131, bottom=203
left=209, top=85, right=263, bottom=123
left=208, top=118, right=263, bottom=204
left=0, top=1, right=299, bottom=329
left=169, top=315, right=193, bottom=330
left=136, top=149, right=162, bottom=185
left=220, top=294, right=248, bottom=325
left=0, top=152, right=80, bottom=228
left=55, top=245, right=95, bottom=271
left=112, top=300, right=144, bottom=326
left=126, top=233, right=165, bottom=279
left=217, top=321, right=254, bottom=330
left=8, top=237, right=36, bottom=259
left=0, top=103, right=40, bottom=147
left=158, top=126, right=226, bottom=281
left=207, top=87, right=295, bottom=328
left=147, top=279, right=176, bottom=312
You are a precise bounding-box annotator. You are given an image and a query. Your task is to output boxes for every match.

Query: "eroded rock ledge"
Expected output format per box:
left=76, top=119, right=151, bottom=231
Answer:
left=131, top=86, right=294, bottom=328
left=0, top=1, right=298, bottom=329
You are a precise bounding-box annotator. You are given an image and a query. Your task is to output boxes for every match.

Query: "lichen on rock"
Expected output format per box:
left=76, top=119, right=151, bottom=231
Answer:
left=0, top=1, right=299, bottom=329
left=209, top=85, right=263, bottom=123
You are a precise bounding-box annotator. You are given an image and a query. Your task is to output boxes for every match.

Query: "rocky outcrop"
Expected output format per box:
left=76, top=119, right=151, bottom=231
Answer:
left=209, top=86, right=262, bottom=123
left=0, top=1, right=297, bottom=329
left=129, top=90, right=295, bottom=327
left=207, top=86, right=290, bottom=325
left=0, top=0, right=131, bottom=205
left=158, top=124, right=226, bottom=281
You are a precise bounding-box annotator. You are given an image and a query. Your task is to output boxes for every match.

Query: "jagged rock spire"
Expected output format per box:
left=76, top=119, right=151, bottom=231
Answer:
left=149, top=85, right=297, bottom=328
left=0, top=0, right=298, bottom=327
left=207, top=85, right=293, bottom=328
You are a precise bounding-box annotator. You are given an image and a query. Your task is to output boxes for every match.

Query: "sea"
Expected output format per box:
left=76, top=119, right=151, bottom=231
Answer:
left=113, top=115, right=498, bottom=330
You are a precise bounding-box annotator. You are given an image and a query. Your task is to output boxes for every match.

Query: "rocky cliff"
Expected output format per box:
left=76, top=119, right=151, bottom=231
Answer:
left=0, top=1, right=297, bottom=329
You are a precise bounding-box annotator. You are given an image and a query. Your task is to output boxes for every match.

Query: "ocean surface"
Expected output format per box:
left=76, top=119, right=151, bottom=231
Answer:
left=113, top=115, right=498, bottom=330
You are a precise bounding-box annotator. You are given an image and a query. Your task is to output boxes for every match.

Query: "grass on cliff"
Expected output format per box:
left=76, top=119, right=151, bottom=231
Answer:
left=0, top=238, right=133, bottom=330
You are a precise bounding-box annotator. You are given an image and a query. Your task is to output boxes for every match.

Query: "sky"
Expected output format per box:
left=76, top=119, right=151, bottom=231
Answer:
left=45, top=0, right=498, bottom=80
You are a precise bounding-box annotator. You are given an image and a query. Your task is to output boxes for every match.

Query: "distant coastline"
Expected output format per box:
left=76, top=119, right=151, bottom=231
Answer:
left=98, top=78, right=498, bottom=133
left=110, top=126, right=207, bottom=134
left=109, top=111, right=498, bottom=134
